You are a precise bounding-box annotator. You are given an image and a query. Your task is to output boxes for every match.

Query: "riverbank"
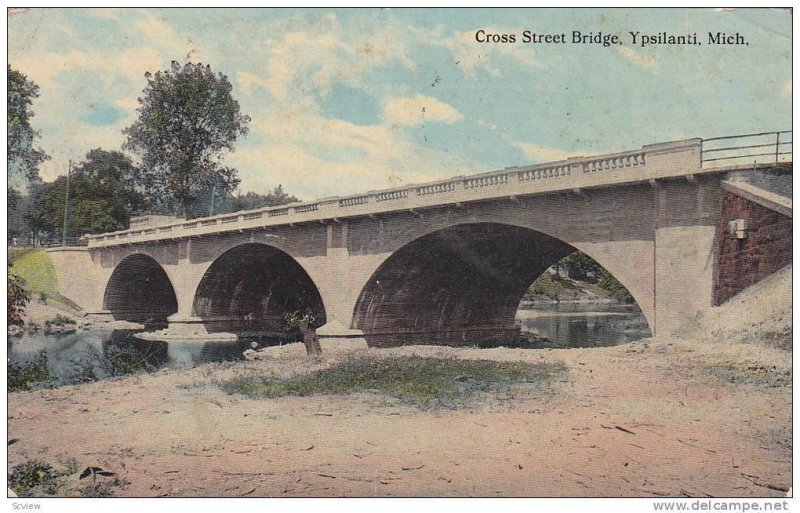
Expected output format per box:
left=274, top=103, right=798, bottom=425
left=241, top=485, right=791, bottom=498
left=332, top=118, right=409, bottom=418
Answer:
left=10, top=302, right=143, bottom=336
left=7, top=267, right=791, bottom=497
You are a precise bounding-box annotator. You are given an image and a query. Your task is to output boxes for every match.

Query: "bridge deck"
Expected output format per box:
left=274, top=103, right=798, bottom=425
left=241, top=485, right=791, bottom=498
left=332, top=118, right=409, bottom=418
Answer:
left=85, top=133, right=791, bottom=249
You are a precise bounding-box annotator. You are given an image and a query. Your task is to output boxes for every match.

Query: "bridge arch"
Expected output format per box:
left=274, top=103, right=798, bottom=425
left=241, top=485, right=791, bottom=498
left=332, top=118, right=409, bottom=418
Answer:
left=191, top=243, right=326, bottom=334
left=103, top=253, right=178, bottom=323
left=351, top=222, right=650, bottom=347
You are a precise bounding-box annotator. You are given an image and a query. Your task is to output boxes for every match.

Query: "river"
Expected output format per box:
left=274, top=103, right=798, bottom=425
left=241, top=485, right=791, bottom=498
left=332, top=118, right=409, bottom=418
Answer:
left=516, top=302, right=650, bottom=348
left=8, top=302, right=650, bottom=385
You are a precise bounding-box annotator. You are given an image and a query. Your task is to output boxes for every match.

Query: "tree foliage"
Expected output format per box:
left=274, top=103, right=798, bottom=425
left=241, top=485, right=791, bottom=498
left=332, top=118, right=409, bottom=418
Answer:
left=222, top=185, right=299, bottom=213
left=558, top=251, right=633, bottom=303
left=8, top=263, right=29, bottom=326
left=8, top=66, right=48, bottom=182
left=122, top=61, right=250, bottom=217
left=41, top=149, right=145, bottom=238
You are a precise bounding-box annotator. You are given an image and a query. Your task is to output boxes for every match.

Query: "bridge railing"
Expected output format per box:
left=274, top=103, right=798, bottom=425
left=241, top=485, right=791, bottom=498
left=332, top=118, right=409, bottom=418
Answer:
left=701, top=130, right=792, bottom=167
left=86, top=132, right=789, bottom=248
left=83, top=140, right=701, bottom=246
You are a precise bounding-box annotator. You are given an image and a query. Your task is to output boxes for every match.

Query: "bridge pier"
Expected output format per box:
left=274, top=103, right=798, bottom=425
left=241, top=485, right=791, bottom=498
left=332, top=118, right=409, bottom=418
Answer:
left=311, top=223, right=369, bottom=350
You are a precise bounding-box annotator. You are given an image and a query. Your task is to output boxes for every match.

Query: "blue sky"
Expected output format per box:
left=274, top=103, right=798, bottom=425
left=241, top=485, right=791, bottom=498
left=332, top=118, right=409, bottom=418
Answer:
left=8, top=7, right=792, bottom=200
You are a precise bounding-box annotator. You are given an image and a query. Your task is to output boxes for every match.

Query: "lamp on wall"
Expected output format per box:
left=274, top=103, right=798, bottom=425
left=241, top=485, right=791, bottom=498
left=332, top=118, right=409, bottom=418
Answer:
left=728, top=218, right=749, bottom=239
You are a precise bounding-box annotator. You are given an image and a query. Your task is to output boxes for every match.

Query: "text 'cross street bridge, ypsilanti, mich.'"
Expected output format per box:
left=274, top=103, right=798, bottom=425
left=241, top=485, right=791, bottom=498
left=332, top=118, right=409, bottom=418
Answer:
left=47, top=131, right=792, bottom=347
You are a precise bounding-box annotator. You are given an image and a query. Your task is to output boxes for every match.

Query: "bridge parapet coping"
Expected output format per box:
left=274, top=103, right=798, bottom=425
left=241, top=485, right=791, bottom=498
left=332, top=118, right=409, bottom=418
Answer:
left=83, top=135, right=784, bottom=249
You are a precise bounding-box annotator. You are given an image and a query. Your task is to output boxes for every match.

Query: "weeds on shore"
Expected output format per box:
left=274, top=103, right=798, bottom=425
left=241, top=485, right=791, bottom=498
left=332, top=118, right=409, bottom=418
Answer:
left=220, top=355, right=566, bottom=409
left=8, top=352, right=51, bottom=392
left=8, top=457, right=127, bottom=497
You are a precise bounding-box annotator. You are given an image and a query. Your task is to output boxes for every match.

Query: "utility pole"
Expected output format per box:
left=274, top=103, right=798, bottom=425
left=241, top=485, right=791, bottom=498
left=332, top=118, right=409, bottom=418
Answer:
left=62, top=159, right=71, bottom=246
left=209, top=180, right=217, bottom=216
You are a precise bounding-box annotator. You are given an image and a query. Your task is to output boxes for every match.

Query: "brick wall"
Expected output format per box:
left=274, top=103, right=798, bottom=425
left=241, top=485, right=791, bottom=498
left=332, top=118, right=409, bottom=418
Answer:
left=715, top=190, right=792, bottom=304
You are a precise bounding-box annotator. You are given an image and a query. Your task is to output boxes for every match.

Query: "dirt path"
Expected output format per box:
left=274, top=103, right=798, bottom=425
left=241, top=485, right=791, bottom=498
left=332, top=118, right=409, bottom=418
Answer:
left=7, top=333, right=791, bottom=498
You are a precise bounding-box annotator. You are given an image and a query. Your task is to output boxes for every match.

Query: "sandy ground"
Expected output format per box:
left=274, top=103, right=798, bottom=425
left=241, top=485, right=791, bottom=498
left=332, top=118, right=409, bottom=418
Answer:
left=7, top=267, right=792, bottom=498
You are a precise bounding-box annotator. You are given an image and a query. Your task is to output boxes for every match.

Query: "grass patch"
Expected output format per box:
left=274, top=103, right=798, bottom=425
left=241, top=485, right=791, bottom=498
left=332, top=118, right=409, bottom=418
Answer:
left=703, top=363, right=791, bottom=388
left=8, top=248, right=58, bottom=296
left=220, top=356, right=566, bottom=409
left=8, top=248, right=37, bottom=263
left=8, top=248, right=83, bottom=313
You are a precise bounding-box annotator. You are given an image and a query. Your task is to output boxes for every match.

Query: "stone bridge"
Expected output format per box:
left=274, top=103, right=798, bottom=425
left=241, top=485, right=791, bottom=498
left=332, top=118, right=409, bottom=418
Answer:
left=47, top=132, right=792, bottom=347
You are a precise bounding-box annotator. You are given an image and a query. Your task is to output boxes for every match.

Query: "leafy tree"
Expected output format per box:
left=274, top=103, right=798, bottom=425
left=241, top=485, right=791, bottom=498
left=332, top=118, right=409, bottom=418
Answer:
left=8, top=66, right=47, bottom=182
left=222, top=185, right=299, bottom=213
left=8, top=262, right=28, bottom=326
left=558, top=251, right=633, bottom=303
left=7, top=187, right=22, bottom=241
left=122, top=61, right=250, bottom=217
left=597, top=273, right=633, bottom=303
left=22, top=180, right=52, bottom=245
left=41, top=149, right=145, bottom=238
left=560, top=252, right=601, bottom=281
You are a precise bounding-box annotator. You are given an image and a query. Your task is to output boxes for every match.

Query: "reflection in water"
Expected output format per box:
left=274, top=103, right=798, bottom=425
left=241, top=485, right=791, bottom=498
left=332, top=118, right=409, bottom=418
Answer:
left=8, top=303, right=649, bottom=387
left=7, top=329, right=255, bottom=384
left=516, top=302, right=651, bottom=348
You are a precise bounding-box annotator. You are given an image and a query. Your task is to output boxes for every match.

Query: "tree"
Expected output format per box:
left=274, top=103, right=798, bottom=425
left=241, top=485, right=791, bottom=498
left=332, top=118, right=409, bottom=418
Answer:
left=122, top=61, right=250, bottom=217
left=41, top=149, right=145, bottom=239
left=7, top=188, right=22, bottom=241
left=285, top=310, right=323, bottom=356
left=222, top=185, right=299, bottom=213
left=8, top=262, right=28, bottom=326
left=8, top=66, right=47, bottom=182
left=560, top=252, right=601, bottom=281
left=22, top=180, right=52, bottom=245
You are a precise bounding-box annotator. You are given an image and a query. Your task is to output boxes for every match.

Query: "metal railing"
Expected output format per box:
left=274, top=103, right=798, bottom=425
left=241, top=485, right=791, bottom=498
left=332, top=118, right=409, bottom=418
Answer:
left=701, top=130, right=792, bottom=165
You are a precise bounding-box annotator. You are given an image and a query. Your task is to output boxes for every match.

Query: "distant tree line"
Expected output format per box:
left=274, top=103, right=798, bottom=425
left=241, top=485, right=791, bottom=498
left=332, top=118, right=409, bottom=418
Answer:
left=7, top=62, right=298, bottom=245
left=558, top=252, right=633, bottom=303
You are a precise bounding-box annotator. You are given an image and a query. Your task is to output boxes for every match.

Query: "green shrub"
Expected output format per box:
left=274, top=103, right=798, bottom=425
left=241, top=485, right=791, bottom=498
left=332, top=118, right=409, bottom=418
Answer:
left=46, top=314, right=76, bottom=327
left=101, top=345, right=157, bottom=376
left=8, top=460, right=58, bottom=496
left=8, top=352, right=51, bottom=392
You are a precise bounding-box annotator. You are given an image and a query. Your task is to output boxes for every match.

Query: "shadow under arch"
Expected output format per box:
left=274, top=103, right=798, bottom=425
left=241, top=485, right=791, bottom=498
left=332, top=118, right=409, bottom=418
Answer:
left=352, top=222, right=648, bottom=347
left=191, top=243, right=326, bottom=335
left=103, top=254, right=178, bottom=323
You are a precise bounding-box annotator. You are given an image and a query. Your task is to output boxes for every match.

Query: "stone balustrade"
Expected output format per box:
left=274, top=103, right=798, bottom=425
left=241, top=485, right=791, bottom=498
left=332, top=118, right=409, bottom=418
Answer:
left=85, top=137, right=709, bottom=248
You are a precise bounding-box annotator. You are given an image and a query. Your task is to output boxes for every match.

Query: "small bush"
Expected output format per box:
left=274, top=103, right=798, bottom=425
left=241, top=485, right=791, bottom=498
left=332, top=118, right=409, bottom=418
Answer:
left=101, top=345, right=157, bottom=376
left=7, top=263, right=28, bottom=326
left=8, top=460, right=58, bottom=496
left=8, top=352, right=51, bottom=392
left=46, top=314, right=76, bottom=327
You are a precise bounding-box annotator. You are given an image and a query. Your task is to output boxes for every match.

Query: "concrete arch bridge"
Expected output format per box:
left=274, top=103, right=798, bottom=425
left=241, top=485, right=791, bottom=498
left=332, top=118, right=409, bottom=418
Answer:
left=48, top=133, right=792, bottom=347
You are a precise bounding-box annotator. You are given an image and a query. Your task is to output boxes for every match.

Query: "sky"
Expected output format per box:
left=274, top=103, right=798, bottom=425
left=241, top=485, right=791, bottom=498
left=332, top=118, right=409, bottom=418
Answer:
left=7, top=7, right=792, bottom=201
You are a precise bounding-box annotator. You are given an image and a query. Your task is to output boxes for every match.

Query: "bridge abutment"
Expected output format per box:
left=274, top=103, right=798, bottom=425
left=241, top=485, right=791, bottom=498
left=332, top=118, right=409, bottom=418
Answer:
left=652, top=180, right=722, bottom=335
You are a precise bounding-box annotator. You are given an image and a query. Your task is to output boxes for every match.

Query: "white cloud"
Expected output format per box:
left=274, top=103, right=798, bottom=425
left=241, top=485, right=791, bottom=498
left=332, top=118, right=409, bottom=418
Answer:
left=423, top=27, right=542, bottom=77
left=259, top=13, right=416, bottom=102
left=383, top=95, right=463, bottom=127
left=227, top=98, right=479, bottom=199
left=237, top=71, right=272, bottom=96
left=617, top=46, right=658, bottom=69
left=133, top=10, right=191, bottom=60
left=11, top=50, right=93, bottom=88
left=513, top=142, right=573, bottom=163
